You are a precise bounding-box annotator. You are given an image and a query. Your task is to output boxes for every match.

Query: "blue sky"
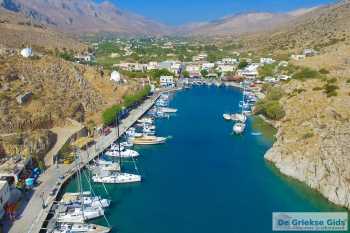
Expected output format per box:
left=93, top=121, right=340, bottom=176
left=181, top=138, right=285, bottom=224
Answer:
left=100, top=0, right=335, bottom=25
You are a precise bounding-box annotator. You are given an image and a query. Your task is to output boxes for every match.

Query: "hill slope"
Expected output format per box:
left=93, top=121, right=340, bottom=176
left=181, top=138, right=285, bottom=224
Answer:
left=0, top=0, right=169, bottom=36
left=0, top=7, right=86, bottom=51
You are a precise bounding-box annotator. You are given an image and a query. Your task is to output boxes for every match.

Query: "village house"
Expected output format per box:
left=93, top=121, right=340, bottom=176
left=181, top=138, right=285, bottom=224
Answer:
left=201, top=62, right=215, bottom=71
left=146, top=61, right=159, bottom=70
left=291, top=54, right=306, bottom=61
left=221, top=58, right=239, bottom=65
left=110, top=70, right=121, bottom=83
left=260, top=57, right=275, bottom=65
left=216, top=64, right=235, bottom=74
left=185, top=64, right=201, bottom=78
left=160, top=76, right=175, bottom=88
left=278, top=61, right=289, bottom=67
left=303, top=48, right=318, bottom=57
left=74, top=53, right=94, bottom=63
left=277, top=75, right=291, bottom=81
left=264, top=76, right=278, bottom=84
left=192, top=53, right=208, bottom=62
left=20, top=47, right=33, bottom=58
left=237, top=64, right=260, bottom=79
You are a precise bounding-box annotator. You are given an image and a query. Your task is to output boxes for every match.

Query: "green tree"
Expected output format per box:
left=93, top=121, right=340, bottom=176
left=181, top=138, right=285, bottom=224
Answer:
left=238, top=60, right=248, bottom=69
left=200, top=69, right=209, bottom=77
left=102, top=105, right=122, bottom=126
left=182, top=70, right=190, bottom=78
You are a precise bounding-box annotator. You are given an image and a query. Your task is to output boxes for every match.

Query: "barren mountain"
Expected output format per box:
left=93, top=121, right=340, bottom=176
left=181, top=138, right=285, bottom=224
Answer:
left=0, top=0, right=169, bottom=36
left=0, top=7, right=86, bottom=51
left=180, top=12, right=297, bottom=37
left=243, top=0, right=350, bottom=52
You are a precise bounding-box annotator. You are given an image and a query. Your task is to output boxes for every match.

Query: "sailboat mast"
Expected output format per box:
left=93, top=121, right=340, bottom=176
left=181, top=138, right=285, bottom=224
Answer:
left=116, top=114, right=122, bottom=166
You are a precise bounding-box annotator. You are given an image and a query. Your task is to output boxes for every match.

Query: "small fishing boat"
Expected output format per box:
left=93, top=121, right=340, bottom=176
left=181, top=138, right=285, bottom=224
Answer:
left=132, top=135, right=167, bottom=145
left=233, top=122, right=246, bottom=134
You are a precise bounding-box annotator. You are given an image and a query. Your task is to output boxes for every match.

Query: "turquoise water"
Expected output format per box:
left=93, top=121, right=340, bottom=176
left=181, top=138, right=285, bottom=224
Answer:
left=65, top=86, right=344, bottom=233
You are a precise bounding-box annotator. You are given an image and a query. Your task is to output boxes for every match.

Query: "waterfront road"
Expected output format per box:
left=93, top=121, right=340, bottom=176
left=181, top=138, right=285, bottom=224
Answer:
left=7, top=93, right=161, bottom=233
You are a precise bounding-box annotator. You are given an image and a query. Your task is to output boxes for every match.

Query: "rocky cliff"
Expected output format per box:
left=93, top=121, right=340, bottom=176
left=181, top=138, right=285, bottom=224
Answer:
left=265, top=75, right=350, bottom=208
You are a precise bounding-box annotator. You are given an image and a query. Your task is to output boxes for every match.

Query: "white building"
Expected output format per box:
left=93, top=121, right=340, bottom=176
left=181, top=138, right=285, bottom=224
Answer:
left=303, top=49, right=318, bottom=57
left=264, top=76, right=278, bottom=83
left=147, top=61, right=159, bottom=70
left=217, top=64, right=235, bottom=74
left=291, top=54, right=306, bottom=61
left=193, top=53, right=208, bottom=62
left=201, top=63, right=215, bottom=71
left=237, top=64, right=260, bottom=79
left=260, top=58, right=275, bottom=65
left=110, top=71, right=121, bottom=83
left=278, top=61, right=289, bottom=67
left=221, top=58, right=239, bottom=65
left=160, top=76, right=175, bottom=88
left=0, top=181, right=10, bottom=219
left=20, top=48, right=33, bottom=58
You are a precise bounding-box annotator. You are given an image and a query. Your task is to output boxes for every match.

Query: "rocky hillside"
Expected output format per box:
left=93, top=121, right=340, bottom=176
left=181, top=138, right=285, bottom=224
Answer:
left=243, top=0, right=350, bottom=53
left=0, top=7, right=86, bottom=51
left=260, top=0, right=350, bottom=209
left=181, top=12, right=295, bottom=37
left=0, top=51, right=140, bottom=158
left=265, top=73, right=350, bottom=208
left=0, top=0, right=169, bottom=36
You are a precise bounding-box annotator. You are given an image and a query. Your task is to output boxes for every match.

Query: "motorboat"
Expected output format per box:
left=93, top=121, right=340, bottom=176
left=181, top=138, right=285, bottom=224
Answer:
left=132, top=135, right=167, bottom=145
left=92, top=171, right=141, bottom=184
left=105, top=148, right=139, bottom=158
left=159, top=107, right=177, bottom=113
left=233, top=122, right=246, bottom=134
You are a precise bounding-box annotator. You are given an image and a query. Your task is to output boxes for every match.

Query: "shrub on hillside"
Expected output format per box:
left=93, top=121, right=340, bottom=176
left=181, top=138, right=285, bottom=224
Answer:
left=319, top=68, right=330, bottom=74
left=102, top=104, right=122, bottom=126
left=255, top=99, right=285, bottom=120
left=292, top=68, right=321, bottom=81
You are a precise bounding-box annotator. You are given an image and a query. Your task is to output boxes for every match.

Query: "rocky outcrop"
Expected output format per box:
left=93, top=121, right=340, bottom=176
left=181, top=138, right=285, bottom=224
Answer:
left=265, top=78, right=350, bottom=208
left=0, top=129, right=57, bottom=159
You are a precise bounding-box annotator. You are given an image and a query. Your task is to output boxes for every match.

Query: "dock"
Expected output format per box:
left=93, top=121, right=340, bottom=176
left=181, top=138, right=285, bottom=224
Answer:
left=7, top=90, right=173, bottom=233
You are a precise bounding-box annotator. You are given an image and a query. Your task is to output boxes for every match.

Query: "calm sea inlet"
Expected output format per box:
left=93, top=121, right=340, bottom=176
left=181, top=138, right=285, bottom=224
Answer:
left=65, top=86, right=345, bottom=233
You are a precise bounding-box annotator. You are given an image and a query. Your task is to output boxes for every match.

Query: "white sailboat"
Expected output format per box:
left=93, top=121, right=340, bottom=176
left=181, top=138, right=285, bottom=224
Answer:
left=60, top=192, right=111, bottom=209
left=52, top=223, right=111, bottom=233
left=57, top=206, right=105, bottom=223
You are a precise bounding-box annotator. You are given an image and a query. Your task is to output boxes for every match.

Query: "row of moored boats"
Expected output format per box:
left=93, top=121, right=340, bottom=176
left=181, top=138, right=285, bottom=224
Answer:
left=48, top=93, right=177, bottom=233
left=223, top=82, right=259, bottom=134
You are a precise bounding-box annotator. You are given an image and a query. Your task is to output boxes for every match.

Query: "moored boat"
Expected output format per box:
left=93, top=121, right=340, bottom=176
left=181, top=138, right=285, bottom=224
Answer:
left=132, top=135, right=167, bottom=145
left=233, top=122, right=246, bottom=134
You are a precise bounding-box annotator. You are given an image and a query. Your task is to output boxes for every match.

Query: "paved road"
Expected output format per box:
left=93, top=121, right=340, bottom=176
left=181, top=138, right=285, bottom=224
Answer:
left=8, top=93, right=161, bottom=233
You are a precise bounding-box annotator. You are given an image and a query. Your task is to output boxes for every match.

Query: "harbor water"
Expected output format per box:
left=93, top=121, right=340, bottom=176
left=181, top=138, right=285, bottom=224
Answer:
left=65, top=86, right=343, bottom=233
